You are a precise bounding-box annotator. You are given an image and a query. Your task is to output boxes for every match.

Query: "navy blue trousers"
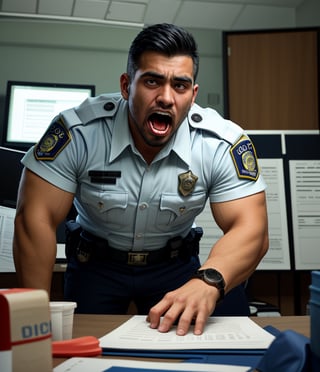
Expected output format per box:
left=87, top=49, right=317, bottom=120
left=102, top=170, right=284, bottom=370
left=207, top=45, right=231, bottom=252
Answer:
left=64, top=256, right=249, bottom=316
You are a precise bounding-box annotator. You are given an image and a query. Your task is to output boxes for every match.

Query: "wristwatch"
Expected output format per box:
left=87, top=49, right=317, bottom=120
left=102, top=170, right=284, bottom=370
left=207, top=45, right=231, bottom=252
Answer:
left=193, top=268, right=225, bottom=302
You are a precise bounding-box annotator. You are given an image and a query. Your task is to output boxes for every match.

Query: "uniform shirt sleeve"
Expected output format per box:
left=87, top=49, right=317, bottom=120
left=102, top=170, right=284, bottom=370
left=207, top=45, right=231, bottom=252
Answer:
left=206, top=136, right=266, bottom=203
left=22, top=127, right=83, bottom=194
left=187, top=103, right=266, bottom=204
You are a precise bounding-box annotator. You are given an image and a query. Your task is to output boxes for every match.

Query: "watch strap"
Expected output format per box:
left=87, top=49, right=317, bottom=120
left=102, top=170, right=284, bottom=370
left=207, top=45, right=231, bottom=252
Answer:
left=193, top=268, right=225, bottom=302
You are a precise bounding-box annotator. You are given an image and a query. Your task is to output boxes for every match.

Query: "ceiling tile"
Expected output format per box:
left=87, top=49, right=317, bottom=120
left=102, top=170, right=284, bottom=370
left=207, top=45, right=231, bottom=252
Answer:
left=0, top=0, right=309, bottom=31
left=233, top=5, right=296, bottom=30
left=73, top=0, right=110, bottom=19
left=2, top=0, right=37, bottom=14
left=38, top=0, right=74, bottom=16
left=107, top=1, right=146, bottom=22
left=144, top=0, right=181, bottom=25
left=175, top=1, right=243, bottom=30
left=204, top=0, right=303, bottom=5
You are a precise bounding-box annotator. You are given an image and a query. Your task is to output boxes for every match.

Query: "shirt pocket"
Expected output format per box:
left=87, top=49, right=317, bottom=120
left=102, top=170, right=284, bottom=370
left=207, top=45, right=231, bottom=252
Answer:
left=80, top=187, right=129, bottom=229
left=156, top=192, right=207, bottom=231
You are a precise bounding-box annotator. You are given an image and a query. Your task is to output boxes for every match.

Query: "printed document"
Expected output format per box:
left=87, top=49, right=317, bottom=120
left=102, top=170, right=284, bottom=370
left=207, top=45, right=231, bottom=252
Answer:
left=54, top=357, right=250, bottom=372
left=0, top=206, right=16, bottom=272
left=0, top=205, right=66, bottom=272
left=195, top=158, right=290, bottom=270
left=289, top=160, right=320, bottom=270
left=99, top=315, right=274, bottom=351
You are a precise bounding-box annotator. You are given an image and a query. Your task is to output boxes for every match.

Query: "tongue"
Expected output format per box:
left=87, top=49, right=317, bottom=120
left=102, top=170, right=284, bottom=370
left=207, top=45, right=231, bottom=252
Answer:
left=149, top=117, right=169, bottom=135
left=152, top=117, right=167, bottom=131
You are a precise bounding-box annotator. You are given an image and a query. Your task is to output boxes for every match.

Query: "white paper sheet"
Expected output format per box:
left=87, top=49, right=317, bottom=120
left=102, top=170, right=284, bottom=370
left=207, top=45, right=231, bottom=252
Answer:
left=195, top=159, right=291, bottom=270
left=54, top=357, right=250, bottom=372
left=99, top=315, right=274, bottom=351
left=289, top=160, right=320, bottom=270
left=0, top=206, right=16, bottom=272
left=0, top=206, right=67, bottom=272
left=256, top=159, right=290, bottom=269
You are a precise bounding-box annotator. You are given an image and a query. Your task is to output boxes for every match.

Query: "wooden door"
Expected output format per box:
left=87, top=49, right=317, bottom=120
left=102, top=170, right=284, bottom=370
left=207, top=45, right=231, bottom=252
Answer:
left=225, top=29, right=319, bottom=130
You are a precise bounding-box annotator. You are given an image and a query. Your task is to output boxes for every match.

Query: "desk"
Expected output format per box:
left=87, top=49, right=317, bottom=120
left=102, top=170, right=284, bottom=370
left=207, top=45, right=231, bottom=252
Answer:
left=53, top=315, right=310, bottom=368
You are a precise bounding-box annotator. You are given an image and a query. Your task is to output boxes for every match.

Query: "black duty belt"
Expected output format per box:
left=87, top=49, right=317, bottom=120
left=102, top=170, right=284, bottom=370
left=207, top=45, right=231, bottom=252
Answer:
left=75, top=227, right=203, bottom=266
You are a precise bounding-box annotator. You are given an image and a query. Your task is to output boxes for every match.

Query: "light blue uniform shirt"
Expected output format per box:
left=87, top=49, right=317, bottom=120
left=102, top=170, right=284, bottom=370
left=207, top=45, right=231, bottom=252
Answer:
left=22, top=93, right=266, bottom=251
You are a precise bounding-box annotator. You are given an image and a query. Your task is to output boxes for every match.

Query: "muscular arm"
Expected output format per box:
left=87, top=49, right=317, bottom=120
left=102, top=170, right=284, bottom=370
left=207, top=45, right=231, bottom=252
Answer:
left=13, top=168, right=74, bottom=294
left=148, top=191, right=269, bottom=335
left=205, top=190, right=269, bottom=291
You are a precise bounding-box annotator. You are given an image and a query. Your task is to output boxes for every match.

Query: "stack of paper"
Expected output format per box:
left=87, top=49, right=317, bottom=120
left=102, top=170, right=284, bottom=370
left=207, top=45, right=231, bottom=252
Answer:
left=54, top=316, right=275, bottom=371
left=54, top=357, right=251, bottom=371
left=99, top=315, right=275, bottom=352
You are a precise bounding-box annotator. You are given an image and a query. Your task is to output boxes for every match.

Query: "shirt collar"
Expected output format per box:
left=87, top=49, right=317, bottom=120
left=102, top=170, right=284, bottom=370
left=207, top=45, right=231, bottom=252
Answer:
left=109, top=99, right=191, bottom=167
left=109, top=99, right=133, bottom=162
left=169, top=118, right=191, bottom=167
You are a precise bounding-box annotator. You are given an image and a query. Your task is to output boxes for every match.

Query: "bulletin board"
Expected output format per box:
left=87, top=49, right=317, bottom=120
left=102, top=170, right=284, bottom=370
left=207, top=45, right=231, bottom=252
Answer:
left=196, top=130, right=320, bottom=271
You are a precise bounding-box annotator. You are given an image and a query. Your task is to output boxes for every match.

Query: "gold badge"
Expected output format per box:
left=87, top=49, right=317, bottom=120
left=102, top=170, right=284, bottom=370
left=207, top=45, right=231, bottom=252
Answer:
left=242, top=150, right=256, bottom=172
left=178, top=171, right=198, bottom=196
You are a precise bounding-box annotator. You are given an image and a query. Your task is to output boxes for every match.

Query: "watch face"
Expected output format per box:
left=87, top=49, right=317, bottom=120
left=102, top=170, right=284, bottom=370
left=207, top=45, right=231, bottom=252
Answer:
left=204, top=269, right=223, bottom=285
left=196, top=268, right=225, bottom=301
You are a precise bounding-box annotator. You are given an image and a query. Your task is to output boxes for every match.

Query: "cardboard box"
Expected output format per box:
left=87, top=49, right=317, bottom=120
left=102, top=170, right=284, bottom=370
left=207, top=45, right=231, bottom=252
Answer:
left=0, top=288, right=52, bottom=371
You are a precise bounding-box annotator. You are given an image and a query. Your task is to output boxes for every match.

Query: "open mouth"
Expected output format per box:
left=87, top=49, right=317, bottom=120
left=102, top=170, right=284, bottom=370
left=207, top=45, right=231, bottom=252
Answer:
left=148, top=112, right=172, bottom=137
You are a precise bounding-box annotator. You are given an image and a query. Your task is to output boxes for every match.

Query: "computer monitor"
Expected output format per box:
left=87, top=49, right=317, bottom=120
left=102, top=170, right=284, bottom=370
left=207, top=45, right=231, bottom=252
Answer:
left=2, top=80, right=95, bottom=151
left=0, top=146, right=25, bottom=208
left=0, top=146, right=70, bottom=262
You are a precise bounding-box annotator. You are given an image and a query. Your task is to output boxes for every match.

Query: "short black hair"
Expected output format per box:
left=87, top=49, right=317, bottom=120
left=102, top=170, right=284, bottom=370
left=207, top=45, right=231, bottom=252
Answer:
left=127, top=23, right=199, bottom=82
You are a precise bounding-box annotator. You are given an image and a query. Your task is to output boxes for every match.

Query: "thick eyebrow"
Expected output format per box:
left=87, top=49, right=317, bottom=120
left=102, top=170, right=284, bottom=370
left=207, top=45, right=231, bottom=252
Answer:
left=140, top=71, right=193, bottom=85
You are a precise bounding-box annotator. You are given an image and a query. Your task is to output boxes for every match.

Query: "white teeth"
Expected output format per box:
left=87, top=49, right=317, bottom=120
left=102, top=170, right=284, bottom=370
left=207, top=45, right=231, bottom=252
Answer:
left=154, top=111, right=171, bottom=117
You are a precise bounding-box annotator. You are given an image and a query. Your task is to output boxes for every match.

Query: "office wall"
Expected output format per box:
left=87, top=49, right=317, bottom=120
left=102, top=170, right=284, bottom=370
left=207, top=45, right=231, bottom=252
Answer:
left=0, top=4, right=320, bottom=314
left=297, top=0, right=320, bottom=27
left=1, top=0, right=320, bottom=140
left=0, top=19, right=223, bottom=144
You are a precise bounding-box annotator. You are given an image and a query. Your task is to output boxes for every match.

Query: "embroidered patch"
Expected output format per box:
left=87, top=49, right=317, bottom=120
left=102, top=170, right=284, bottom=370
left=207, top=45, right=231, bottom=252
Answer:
left=230, top=136, right=259, bottom=181
left=34, top=117, right=71, bottom=161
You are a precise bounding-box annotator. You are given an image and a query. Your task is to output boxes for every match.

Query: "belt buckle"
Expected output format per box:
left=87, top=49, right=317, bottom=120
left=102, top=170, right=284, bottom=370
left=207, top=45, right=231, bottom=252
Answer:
left=127, top=252, right=149, bottom=265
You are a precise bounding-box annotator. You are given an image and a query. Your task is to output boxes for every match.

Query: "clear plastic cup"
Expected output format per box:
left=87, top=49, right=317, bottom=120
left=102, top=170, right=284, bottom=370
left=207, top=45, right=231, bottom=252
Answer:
left=49, top=301, right=77, bottom=341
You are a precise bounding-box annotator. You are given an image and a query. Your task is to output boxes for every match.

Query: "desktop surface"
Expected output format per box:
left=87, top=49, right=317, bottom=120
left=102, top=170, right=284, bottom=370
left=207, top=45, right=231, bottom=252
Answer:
left=53, top=314, right=310, bottom=368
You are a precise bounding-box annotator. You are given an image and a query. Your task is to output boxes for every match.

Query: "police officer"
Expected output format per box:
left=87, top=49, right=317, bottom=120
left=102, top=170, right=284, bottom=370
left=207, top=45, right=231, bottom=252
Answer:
left=13, top=23, right=268, bottom=336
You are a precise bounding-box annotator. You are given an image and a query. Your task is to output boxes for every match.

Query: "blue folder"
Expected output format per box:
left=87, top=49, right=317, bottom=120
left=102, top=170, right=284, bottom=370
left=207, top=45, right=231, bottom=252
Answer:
left=102, top=327, right=276, bottom=369
left=102, top=327, right=274, bottom=367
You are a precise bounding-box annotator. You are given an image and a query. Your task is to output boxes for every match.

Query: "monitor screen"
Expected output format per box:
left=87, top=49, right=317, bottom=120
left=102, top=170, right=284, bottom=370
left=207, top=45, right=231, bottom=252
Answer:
left=2, top=80, right=95, bottom=150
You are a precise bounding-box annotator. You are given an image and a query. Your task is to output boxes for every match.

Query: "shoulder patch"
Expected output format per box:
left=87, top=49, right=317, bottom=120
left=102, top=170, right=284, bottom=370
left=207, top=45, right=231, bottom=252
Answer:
left=34, top=117, right=71, bottom=161
left=230, top=135, right=259, bottom=181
